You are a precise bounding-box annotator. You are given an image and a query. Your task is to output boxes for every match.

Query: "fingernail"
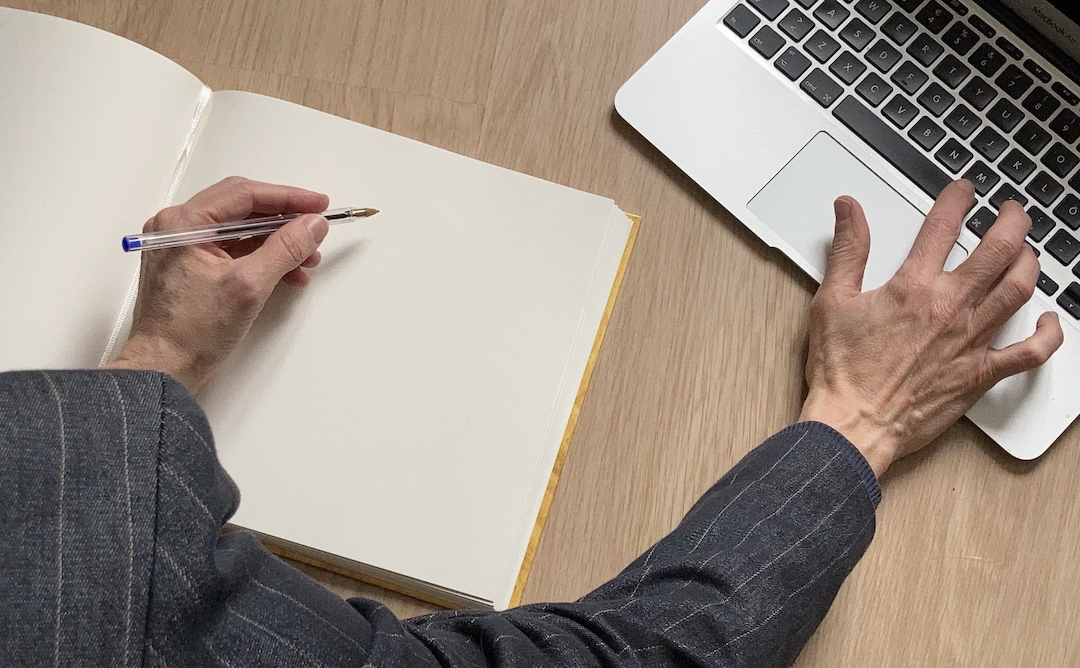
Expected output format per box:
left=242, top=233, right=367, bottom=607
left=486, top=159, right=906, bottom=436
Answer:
left=306, top=215, right=329, bottom=243
left=834, top=197, right=852, bottom=221
left=956, top=179, right=974, bottom=194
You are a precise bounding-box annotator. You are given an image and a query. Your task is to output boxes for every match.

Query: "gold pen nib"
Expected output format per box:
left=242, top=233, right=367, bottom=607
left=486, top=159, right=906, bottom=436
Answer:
left=348, top=207, right=379, bottom=217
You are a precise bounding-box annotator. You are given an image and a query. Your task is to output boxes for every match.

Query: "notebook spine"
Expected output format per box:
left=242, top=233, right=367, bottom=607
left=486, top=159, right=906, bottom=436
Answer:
left=98, top=85, right=214, bottom=367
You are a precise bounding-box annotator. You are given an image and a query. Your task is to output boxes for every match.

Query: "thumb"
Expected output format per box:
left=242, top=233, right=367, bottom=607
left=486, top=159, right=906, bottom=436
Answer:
left=243, top=214, right=329, bottom=284
left=820, top=197, right=871, bottom=301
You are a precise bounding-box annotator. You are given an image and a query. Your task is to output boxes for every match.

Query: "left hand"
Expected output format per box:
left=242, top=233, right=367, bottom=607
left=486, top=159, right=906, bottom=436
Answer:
left=104, top=177, right=331, bottom=393
left=799, top=181, right=1064, bottom=476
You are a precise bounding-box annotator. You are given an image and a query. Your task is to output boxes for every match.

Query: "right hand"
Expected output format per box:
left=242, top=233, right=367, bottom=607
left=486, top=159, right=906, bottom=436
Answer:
left=799, top=180, right=1064, bottom=476
left=104, top=177, right=331, bottom=394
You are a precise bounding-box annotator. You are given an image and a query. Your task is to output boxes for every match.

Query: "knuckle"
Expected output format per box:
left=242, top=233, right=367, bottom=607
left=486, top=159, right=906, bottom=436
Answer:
left=276, top=230, right=310, bottom=265
left=1001, top=274, right=1035, bottom=308
left=983, top=234, right=1022, bottom=262
left=223, top=268, right=265, bottom=307
left=150, top=206, right=183, bottom=231
left=922, top=213, right=957, bottom=237
left=220, top=175, right=249, bottom=187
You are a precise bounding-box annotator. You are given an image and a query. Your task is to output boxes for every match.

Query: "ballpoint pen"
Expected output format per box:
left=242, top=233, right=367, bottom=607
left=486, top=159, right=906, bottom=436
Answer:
left=121, top=207, right=379, bottom=252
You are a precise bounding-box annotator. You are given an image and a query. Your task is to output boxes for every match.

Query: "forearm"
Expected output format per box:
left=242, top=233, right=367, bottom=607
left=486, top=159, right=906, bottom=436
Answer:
left=402, top=422, right=879, bottom=667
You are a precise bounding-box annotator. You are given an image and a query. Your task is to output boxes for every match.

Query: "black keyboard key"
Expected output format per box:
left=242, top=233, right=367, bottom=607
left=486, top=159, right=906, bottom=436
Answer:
left=909, top=116, right=948, bottom=150
left=856, top=71, right=893, bottom=105
left=967, top=43, right=1006, bottom=77
left=801, top=68, right=845, bottom=107
left=995, top=37, right=1023, bottom=60
left=933, top=55, right=970, bottom=88
left=1015, top=121, right=1052, bottom=156
left=779, top=9, right=815, bottom=41
left=891, top=60, right=929, bottom=94
left=917, top=82, right=955, bottom=116
left=1050, top=109, right=1080, bottom=144
left=915, top=1, right=953, bottom=34
left=839, top=17, right=876, bottom=51
left=972, top=127, right=1009, bottom=161
left=1022, top=87, right=1060, bottom=122
left=794, top=0, right=817, bottom=7
left=961, top=160, right=1000, bottom=195
left=996, top=64, right=1033, bottom=99
left=945, top=103, right=981, bottom=137
left=969, top=15, right=995, bottom=38
left=830, top=50, right=868, bottom=83
left=1000, top=148, right=1036, bottom=183
left=724, top=5, right=762, bottom=37
left=866, top=39, right=903, bottom=72
left=942, top=0, right=967, bottom=15
left=1024, top=59, right=1052, bottom=84
left=990, top=183, right=1028, bottom=209
left=882, top=13, right=918, bottom=45
left=1026, top=171, right=1065, bottom=207
left=883, top=93, right=920, bottom=128
left=896, top=0, right=924, bottom=11
left=965, top=206, right=997, bottom=238
left=1047, top=229, right=1080, bottom=266
left=959, top=76, right=996, bottom=110
left=907, top=33, right=944, bottom=66
left=749, top=0, right=790, bottom=20
left=1037, top=272, right=1059, bottom=296
left=806, top=29, right=842, bottom=62
left=936, top=138, right=973, bottom=172
left=1042, top=143, right=1080, bottom=178
left=941, top=22, right=978, bottom=55
left=750, top=25, right=787, bottom=58
left=1054, top=194, right=1080, bottom=230
left=775, top=46, right=813, bottom=80
left=1053, top=82, right=1080, bottom=107
left=1029, top=207, right=1056, bottom=241
left=1056, top=282, right=1080, bottom=318
left=832, top=96, right=951, bottom=196
left=855, top=0, right=892, bottom=24
left=987, top=98, right=1024, bottom=132
left=814, top=0, right=851, bottom=29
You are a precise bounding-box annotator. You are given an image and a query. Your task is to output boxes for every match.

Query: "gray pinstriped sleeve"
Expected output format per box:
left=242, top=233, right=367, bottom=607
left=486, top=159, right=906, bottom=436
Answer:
left=0, top=370, right=876, bottom=667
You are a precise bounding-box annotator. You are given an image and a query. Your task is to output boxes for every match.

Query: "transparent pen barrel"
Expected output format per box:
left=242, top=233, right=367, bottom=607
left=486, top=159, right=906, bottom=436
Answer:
left=122, top=208, right=358, bottom=252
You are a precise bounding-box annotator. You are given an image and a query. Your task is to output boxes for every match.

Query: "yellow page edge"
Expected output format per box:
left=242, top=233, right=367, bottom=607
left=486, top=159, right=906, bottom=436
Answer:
left=508, top=212, right=642, bottom=607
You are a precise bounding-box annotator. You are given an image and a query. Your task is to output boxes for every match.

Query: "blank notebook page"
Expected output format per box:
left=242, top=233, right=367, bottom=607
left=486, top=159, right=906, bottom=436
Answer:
left=174, top=91, right=631, bottom=607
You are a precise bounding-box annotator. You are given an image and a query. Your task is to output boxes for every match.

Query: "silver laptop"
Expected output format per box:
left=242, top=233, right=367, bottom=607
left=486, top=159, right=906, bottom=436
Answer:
left=617, top=0, right=1080, bottom=459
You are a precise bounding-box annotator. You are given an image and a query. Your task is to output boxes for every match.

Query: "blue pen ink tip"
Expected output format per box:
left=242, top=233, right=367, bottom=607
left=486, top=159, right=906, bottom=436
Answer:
left=122, top=237, right=140, bottom=252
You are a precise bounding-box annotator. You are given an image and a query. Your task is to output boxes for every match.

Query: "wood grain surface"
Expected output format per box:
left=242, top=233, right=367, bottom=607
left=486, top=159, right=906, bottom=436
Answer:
left=7, top=0, right=1079, bottom=664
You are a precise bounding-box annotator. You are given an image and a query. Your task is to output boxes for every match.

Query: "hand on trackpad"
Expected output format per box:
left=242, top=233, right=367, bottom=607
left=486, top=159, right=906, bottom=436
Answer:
left=748, top=131, right=969, bottom=290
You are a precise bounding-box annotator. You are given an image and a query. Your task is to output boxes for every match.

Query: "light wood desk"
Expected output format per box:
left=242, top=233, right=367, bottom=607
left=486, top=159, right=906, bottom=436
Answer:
left=10, top=0, right=1080, bottom=664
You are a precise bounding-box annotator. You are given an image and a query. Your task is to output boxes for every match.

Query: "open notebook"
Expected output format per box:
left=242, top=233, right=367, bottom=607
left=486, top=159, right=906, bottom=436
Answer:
left=0, top=8, right=637, bottom=610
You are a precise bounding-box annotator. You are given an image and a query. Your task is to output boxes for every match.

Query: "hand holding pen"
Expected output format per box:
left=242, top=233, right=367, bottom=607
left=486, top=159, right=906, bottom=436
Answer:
left=105, top=177, right=367, bottom=393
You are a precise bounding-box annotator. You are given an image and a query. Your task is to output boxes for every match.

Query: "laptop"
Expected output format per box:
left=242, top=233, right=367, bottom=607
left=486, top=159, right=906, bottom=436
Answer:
left=616, top=0, right=1080, bottom=460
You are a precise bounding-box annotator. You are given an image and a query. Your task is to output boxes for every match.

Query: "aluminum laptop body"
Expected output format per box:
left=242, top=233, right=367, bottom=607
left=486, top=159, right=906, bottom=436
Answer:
left=617, top=0, right=1080, bottom=459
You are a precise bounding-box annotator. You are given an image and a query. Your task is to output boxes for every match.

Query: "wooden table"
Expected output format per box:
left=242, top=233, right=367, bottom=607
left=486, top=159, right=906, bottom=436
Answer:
left=9, top=1, right=1080, bottom=664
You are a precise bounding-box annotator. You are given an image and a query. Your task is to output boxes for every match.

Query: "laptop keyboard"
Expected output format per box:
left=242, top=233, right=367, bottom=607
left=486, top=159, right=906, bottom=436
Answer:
left=723, top=0, right=1080, bottom=320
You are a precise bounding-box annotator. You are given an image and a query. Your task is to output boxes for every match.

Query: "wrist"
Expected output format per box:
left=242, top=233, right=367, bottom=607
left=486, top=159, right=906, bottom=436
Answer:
left=103, top=334, right=205, bottom=394
left=799, top=393, right=899, bottom=478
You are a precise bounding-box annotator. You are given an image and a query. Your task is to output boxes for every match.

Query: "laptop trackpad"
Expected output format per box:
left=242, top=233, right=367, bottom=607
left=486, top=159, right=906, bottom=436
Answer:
left=748, top=131, right=968, bottom=290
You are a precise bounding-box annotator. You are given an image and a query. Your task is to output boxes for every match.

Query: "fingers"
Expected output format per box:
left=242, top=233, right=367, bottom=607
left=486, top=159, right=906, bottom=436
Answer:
left=984, top=311, right=1064, bottom=381
left=818, top=197, right=871, bottom=302
left=971, top=243, right=1039, bottom=336
left=953, top=200, right=1031, bottom=300
left=239, top=214, right=330, bottom=285
left=181, top=177, right=330, bottom=225
left=898, top=180, right=973, bottom=278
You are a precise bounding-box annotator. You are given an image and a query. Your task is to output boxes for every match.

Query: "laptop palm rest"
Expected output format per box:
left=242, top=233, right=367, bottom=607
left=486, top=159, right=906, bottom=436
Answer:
left=748, top=131, right=969, bottom=292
